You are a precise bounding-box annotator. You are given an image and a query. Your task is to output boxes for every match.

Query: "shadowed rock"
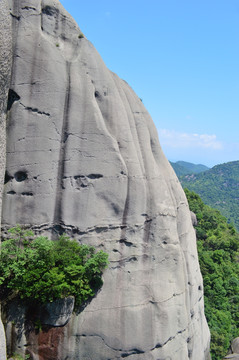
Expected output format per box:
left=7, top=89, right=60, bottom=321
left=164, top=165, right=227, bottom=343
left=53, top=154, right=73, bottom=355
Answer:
left=40, top=297, right=75, bottom=327
left=1, top=0, right=210, bottom=359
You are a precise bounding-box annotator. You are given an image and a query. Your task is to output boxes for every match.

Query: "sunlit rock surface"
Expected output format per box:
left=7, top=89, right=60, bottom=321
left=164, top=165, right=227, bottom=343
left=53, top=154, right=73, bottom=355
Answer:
left=1, top=0, right=210, bottom=359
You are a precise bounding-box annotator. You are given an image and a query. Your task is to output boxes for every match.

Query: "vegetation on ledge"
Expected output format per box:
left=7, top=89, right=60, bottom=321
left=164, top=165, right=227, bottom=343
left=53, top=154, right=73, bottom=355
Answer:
left=185, top=188, right=239, bottom=360
left=0, top=226, right=108, bottom=308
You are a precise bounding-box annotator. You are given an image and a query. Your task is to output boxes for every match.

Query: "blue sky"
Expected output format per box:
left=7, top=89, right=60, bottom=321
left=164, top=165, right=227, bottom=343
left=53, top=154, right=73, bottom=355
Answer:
left=60, top=0, right=239, bottom=168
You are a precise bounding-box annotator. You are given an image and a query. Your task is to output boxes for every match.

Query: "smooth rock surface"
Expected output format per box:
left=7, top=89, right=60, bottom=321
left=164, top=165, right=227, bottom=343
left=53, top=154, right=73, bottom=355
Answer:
left=1, top=0, right=210, bottom=359
left=0, top=0, right=12, bottom=359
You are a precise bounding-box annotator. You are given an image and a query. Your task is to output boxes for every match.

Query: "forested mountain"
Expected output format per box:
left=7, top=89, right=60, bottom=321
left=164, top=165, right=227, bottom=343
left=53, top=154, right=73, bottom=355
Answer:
left=180, top=161, right=239, bottom=230
left=170, top=160, right=209, bottom=176
left=185, top=189, right=239, bottom=360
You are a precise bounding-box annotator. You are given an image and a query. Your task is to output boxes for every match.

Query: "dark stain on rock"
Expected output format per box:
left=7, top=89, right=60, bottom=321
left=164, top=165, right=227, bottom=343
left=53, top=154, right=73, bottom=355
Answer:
left=94, top=90, right=100, bottom=99
left=22, top=6, right=37, bottom=11
left=87, top=173, right=103, bottom=179
left=52, top=224, right=65, bottom=235
left=38, top=326, right=64, bottom=360
left=41, top=5, right=60, bottom=34
left=14, top=171, right=27, bottom=182
left=121, top=348, right=145, bottom=357
left=73, top=175, right=84, bottom=180
left=4, top=171, right=13, bottom=184
left=74, top=174, right=103, bottom=180
left=25, top=106, right=50, bottom=116
left=7, top=191, right=16, bottom=195
left=26, top=324, right=65, bottom=360
left=22, top=192, right=33, bottom=196
left=119, top=239, right=133, bottom=247
left=7, top=89, right=20, bottom=111
left=10, top=13, right=21, bottom=21
left=143, top=217, right=152, bottom=243
left=42, top=6, right=57, bottom=17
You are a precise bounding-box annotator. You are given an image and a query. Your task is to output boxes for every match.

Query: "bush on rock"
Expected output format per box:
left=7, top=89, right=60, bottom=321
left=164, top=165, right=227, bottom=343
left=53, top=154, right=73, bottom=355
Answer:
left=0, top=226, right=108, bottom=307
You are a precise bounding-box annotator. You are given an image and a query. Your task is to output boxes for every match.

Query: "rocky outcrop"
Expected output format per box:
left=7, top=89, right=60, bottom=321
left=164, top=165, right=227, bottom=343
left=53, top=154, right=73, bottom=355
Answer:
left=0, top=319, right=7, bottom=360
left=0, top=0, right=12, bottom=359
left=1, top=0, right=210, bottom=359
left=232, top=338, right=239, bottom=355
left=223, top=338, right=239, bottom=359
left=39, top=297, right=75, bottom=327
left=224, top=355, right=239, bottom=360
left=190, top=211, right=198, bottom=227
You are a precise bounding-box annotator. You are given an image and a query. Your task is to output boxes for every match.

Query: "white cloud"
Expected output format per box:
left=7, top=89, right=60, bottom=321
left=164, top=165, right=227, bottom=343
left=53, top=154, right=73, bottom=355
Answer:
left=158, top=129, right=223, bottom=150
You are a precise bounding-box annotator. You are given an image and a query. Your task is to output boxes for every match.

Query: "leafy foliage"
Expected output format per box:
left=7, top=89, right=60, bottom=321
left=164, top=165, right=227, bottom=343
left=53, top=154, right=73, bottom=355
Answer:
left=185, top=189, right=239, bottom=360
left=181, top=160, right=239, bottom=230
left=0, top=226, right=108, bottom=307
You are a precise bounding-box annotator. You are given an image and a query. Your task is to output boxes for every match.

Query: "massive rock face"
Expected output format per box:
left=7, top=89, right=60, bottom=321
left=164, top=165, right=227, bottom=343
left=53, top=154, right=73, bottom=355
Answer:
left=1, top=0, right=210, bottom=359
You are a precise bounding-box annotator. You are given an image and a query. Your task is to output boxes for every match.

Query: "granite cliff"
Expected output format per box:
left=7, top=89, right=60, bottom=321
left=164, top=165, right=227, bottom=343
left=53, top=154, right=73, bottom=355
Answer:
left=0, top=0, right=210, bottom=359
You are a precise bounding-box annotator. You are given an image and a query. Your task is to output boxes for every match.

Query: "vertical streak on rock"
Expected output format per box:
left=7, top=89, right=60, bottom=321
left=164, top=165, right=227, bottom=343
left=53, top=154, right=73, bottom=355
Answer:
left=53, top=61, right=71, bottom=231
left=0, top=1, right=12, bottom=358
left=118, top=170, right=130, bottom=342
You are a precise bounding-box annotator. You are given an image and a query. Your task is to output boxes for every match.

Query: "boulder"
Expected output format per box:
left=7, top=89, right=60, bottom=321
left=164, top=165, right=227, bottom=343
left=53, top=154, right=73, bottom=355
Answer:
left=190, top=211, right=198, bottom=227
left=223, top=338, right=239, bottom=360
left=232, top=338, right=239, bottom=355
left=1, top=0, right=210, bottom=359
left=40, top=297, right=75, bottom=327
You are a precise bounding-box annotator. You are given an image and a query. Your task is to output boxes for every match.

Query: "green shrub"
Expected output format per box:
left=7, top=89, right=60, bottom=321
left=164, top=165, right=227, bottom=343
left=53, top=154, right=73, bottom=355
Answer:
left=0, top=226, right=108, bottom=307
left=7, top=354, right=30, bottom=360
left=78, top=33, right=84, bottom=39
left=185, top=189, right=239, bottom=360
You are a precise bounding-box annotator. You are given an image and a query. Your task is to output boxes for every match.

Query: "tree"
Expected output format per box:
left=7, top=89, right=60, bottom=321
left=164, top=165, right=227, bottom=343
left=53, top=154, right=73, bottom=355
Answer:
left=0, top=227, right=108, bottom=307
left=185, top=189, right=239, bottom=360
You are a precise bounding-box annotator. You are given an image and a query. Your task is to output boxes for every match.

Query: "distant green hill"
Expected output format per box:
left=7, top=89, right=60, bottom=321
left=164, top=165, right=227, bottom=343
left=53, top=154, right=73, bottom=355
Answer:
left=180, top=160, right=239, bottom=230
left=170, top=160, right=210, bottom=177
